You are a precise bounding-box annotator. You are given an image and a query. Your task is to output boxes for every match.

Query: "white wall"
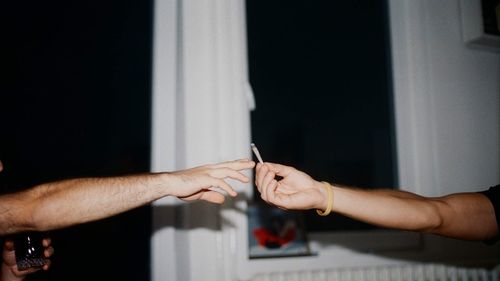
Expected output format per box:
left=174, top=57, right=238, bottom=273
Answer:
left=390, top=0, right=499, bottom=198
left=150, top=0, right=254, bottom=280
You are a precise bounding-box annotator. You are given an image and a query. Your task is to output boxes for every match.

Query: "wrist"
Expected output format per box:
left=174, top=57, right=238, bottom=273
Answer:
left=316, top=181, right=334, bottom=216
left=158, top=173, right=175, bottom=197
left=313, top=181, right=328, bottom=211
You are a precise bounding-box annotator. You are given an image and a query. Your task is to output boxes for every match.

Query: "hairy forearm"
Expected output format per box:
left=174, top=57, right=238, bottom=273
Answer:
left=0, top=173, right=171, bottom=235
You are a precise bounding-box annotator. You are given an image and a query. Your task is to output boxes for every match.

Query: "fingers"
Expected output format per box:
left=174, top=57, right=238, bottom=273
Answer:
left=20, top=267, right=41, bottom=274
left=3, top=240, right=14, bottom=251
left=210, top=178, right=237, bottom=197
left=44, top=246, right=54, bottom=258
left=212, top=159, right=255, bottom=171
left=210, top=167, right=250, bottom=183
left=200, top=191, right=226, bottom=204
left=202, top=159, right=255, bottom=197
left=266, top=162, right=293, bottom=177
left=42, top=237, right=52, bottom=247
left=255, top=163, right=275, bottom=193
left=264, top=179, right=279, bottom=203
left=254, top=162, right=297, bottom=209
left=256, top=163, right=280, bottom=203
left=42, top=259, right=52, bottom=271
left=254, top=163, right=265, bottom=190
left=260, top=178, right=289, bottom=209
left=260, top=170, right=276, bottom=201
left=175, top=159, right=256, bottom=202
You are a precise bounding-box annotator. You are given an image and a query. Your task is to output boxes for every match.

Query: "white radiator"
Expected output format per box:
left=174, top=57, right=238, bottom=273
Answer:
left=251, top=264, right=500, bottom=281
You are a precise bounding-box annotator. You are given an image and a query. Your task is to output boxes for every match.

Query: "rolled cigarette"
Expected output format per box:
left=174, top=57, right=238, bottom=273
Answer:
left=250, top=143, right=264, bottom=164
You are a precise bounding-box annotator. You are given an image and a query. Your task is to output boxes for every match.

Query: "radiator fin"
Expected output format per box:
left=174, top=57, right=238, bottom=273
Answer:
left=251, top=264, right=500, bottom=281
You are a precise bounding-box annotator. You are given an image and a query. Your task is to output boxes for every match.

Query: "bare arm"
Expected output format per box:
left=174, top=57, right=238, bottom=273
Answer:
left=0, top=159, right=255, bottom=235
left=332, top=186, right=497, bottom=240
left=255, top=162, right=498, bottom=241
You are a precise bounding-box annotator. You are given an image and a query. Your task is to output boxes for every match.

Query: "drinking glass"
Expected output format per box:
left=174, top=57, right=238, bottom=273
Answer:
left=13, top=231, right=46, bottom=270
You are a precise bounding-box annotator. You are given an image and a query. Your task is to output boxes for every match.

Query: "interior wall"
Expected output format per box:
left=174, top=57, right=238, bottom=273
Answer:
left=150, top=0, right=253, bottom=280
left=423, top=1, right=499, bottom=194
left=390, top=0, right=499, bottom=197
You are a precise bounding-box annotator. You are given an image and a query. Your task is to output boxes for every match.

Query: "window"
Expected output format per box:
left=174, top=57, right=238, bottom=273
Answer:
left=247, top=0, right=396, bottom=232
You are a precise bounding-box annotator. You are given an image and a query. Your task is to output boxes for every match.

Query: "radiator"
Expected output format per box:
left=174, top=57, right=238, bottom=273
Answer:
left=251, top=264, right=500, bottom=281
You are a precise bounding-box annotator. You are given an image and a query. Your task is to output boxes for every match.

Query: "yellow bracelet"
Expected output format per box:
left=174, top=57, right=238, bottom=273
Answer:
left=316, top=181, right=333, bottom=216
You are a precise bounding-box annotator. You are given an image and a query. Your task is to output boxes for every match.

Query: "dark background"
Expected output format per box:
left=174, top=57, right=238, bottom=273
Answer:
left=482, top=0, right=500, bottom=36
left=246, top=0, right=397, bottom=232
left=1, top=1, right=152, bottom=280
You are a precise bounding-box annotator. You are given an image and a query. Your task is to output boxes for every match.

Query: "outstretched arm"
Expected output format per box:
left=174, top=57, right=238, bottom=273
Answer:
left=331, top=185, right=497, bottom=240
left=255, top=162, right=498, bottom=241
left=0, top=159, right=255, bottom=235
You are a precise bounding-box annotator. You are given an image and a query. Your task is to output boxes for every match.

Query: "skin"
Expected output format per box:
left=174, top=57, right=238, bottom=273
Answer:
left=255, top=162, right=498, bottom=241
left=0, top=159, right=255, bottom=235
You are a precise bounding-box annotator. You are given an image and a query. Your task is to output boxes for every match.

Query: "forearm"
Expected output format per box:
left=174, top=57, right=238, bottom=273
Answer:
left=0, top=173, right=172, bottom=234
left=329, top=185, right=498, bottom=240
left=31, top=173, right=173, bottom=231
left=331, top=185, right=442, bottom=232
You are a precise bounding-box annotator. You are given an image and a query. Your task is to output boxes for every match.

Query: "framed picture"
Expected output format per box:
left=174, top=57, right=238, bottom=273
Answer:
left=459, top=0, right=500, bottom=52
left=247, top=202, right=312, bottom=259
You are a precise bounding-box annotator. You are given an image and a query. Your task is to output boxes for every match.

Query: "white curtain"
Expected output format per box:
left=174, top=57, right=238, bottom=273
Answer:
left=150, top=0, right=253, bottom=280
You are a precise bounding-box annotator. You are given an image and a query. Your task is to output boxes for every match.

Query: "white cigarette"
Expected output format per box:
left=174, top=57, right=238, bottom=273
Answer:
left=250, top=143, right=264, bottom=164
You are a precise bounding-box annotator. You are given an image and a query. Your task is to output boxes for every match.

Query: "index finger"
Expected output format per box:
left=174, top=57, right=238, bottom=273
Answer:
left=213, top=159, right=256, bottom=170
left=212, top=178, right=238, bottom=197
left=3, top=240, right=14, bottom=251
left=264, top=162, right=293, bottom=177
left=43, top=238, right=52, bottom=247
left=211, top=167, right=250, bottom=183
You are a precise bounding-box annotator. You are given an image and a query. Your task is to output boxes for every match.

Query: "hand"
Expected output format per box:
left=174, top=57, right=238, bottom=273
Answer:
left=255, top=162, right=327, bottom=211
left=1, top=237, right=54, bottom=281
left=168, top=159, right=255, bottom=204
